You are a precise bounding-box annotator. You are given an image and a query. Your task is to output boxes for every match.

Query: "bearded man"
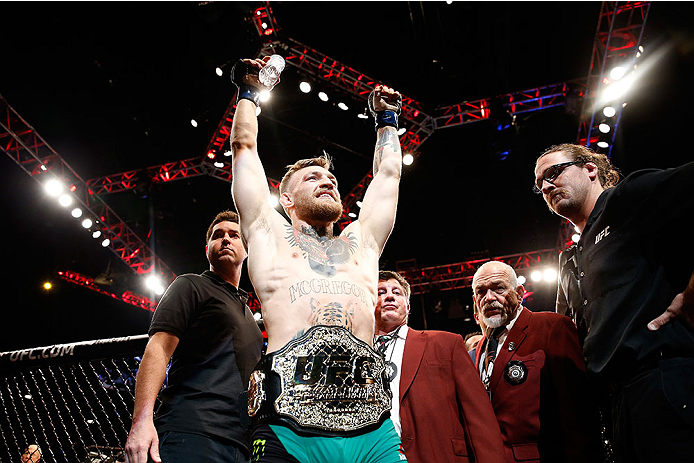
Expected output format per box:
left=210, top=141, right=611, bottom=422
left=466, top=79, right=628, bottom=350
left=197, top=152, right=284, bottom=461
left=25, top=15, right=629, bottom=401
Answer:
left=230, top=56, right=406, bottom=463
left=472, top=261, right=602, bottom=463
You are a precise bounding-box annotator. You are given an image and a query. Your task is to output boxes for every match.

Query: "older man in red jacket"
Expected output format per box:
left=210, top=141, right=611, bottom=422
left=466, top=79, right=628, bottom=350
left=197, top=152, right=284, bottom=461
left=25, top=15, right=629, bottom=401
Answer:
left=472, top=261, right=602, bottom=463
left=375, top=270, right=506, bottom=463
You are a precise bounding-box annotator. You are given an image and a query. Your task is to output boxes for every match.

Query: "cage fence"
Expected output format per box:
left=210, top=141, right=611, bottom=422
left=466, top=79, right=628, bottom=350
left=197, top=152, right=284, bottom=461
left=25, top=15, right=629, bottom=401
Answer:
left=0, top=335, right=151, bottom=463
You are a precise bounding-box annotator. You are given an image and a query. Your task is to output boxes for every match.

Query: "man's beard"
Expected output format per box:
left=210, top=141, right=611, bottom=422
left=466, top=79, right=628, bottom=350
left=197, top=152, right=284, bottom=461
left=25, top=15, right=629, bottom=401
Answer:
left=481, top=301, right=509, bottom=328
left=296, top=190, right=343, bottom=223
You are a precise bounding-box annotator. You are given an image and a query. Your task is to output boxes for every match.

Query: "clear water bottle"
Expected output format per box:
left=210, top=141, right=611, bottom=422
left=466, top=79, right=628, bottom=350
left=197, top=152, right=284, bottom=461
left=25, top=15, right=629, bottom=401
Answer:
left=259, top=55, right=285, bottom=88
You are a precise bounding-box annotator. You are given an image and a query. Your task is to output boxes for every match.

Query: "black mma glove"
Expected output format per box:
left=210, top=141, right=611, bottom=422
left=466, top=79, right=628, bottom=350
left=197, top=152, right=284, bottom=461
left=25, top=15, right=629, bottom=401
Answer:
left=368, top=88, right=403, bottom=131
left=231, top=60, right=262, bottom=107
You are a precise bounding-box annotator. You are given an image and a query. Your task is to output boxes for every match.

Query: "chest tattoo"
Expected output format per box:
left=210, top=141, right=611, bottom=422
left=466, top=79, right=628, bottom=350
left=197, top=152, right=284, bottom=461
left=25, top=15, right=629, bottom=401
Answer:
left=285, top=225, right=358, bottom=277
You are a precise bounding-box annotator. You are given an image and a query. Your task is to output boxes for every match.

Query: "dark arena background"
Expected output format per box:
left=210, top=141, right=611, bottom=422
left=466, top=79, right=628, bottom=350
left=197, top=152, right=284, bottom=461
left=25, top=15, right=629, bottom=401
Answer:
left=1, top=2, right=692, bottom=461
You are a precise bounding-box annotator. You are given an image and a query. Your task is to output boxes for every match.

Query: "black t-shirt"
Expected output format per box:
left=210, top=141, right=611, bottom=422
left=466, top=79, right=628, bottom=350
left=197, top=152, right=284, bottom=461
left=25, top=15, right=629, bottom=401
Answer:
left=149, top=270, right=263, bottom=451
left=558, top=162, right=694, bottom=380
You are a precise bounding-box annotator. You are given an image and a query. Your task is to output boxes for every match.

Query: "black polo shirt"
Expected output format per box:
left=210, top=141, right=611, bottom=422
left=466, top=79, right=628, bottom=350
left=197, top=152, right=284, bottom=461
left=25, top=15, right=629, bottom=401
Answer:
left=558, top=162, right=694, bottom=381
left=149, top=270, right=263, bottom=452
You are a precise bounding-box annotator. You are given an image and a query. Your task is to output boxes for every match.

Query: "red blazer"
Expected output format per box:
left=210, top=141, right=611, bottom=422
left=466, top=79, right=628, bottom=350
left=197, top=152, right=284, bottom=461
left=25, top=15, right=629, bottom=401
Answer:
left=399, top=327, right=506, bottom=463
left=475, top=308, right=602, bottom=463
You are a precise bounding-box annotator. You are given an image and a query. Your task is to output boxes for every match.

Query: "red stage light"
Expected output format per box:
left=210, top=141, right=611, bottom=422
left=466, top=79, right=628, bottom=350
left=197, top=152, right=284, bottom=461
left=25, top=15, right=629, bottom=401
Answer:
left=207, top=151, right=216, bottom=160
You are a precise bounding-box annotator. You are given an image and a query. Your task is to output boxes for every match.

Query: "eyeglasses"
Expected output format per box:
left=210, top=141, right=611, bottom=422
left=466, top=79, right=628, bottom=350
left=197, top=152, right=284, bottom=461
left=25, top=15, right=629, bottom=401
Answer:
left=533, top=161, right=583, bottom=194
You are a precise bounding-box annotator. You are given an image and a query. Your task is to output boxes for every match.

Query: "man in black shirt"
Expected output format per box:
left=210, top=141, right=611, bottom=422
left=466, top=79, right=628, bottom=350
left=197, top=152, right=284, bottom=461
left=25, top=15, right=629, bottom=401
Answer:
left=534, top=143, right=694, bottom=462
left=125, top=210, right=263, bottom=463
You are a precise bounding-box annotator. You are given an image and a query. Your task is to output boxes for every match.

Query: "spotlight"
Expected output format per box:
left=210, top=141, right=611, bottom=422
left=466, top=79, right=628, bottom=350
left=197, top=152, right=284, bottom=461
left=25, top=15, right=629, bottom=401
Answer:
left=58, top=194, right=73, bottom=207
left=259, top=91, right=271, bottom=102
left=397, top=127, right=407, bottom=136
left=71, top=207, right=83, bottom=218
left=43, top=282, right=52, bottom=290
left=223, top=150, right=232, bottom=157
left=356, top=200, right=363, bottom=208
left=256, top=106, right=262, bottom=116
left=44, top=179, right=64, bottom=197
left=101, top=238, right=111, bottom=247
left=337, top=102, right=349, bottom=111
left=598, top=123, right=611, bottom=134
left=610, top=66, right=626, bottom=80
left=299, top=81, right=312, bottom=93
left=215, top=67, right=223, bottom=77
left=213, top=161, right=225, bottom=168
left=517, top=275, right=526, bottom=285
left=530, top=270, right=542, bottom=282
left=81, top=218, right=93, bottom=229
left=318, top=91, right=329, bottom=102
left=191, top=119, right=198, bottom=128
left=348, top=212, right=357, bottom=218
left=597, top=141, right=609, bottom=149
left=145, top=275, right=165, bottom=295
left=357, top=112, right=369, bottom=120
left=602, top=106, right=616, bottom=117
left=543, top=268, right=557, bottom=282
left=402, top=153, right=414, bottom=166
left=92, top=230, right=102, bottom=239
left=253, top=312, right=263, bottom=321
left=572, top=233, right=581, bottom=243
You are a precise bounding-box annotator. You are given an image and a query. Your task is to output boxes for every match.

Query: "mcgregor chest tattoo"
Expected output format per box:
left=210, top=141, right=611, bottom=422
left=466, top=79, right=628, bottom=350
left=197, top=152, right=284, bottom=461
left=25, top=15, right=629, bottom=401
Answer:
left=285, top=225, right=358, bottom=277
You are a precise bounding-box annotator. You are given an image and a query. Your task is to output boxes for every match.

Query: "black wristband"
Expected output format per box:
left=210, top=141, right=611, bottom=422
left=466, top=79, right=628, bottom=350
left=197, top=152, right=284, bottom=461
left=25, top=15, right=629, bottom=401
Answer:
left=375, top=110, right=399, bottom=130
left=237, top=85, right=261, bottom=107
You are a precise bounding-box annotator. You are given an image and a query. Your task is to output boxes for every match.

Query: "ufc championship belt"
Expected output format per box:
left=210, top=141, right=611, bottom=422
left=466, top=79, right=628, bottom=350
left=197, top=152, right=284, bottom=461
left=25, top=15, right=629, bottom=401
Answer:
left=247, top=325, right=392, bottom=436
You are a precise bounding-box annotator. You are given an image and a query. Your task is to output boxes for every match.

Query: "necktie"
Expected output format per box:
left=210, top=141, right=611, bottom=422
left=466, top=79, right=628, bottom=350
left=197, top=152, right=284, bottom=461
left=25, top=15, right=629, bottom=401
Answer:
left=483, top=327, right=503, bottom=372
left=375, top=334, right=395, bottom=355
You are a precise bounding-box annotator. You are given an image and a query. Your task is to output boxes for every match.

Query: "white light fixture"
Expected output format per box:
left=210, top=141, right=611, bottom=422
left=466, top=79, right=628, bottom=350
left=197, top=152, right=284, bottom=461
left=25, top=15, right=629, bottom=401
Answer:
left=397, top=127, right=407, bottom=136
left=259, top=91, right=271, bottom=102
left=253, top=312, right=263, bottom=321
left=530, top=270, right=542, bottom=282
left=146, top=275, right=165, bottom=295
left=598, top=123, right=611, bottom=134
left=318, top=91, right=329, bottom=102
left=348, top=212, right=357, bottom=218
left=597, top=141, right=609, bottom=149
left=45, top=179, right=64, bottom=197
left=543, top=268, right=557, bottom=282
left=337, top=102, right=349, bottom=111
left=101, top=238, right=111, bottom=247
left=402, top=153, right=414, bottom=166
left=357, top=113, right=369, bottom=119
left=602, top=106, right=616, bottom=117
left=299, top=81, right=312, bottom=93
left=215, top=67, right=223, bottom=77
left=213, top=161, right=225, bottom=168
left=572, top=233, right=581, bottom=243
left=92, top=230, right=102, bottom=239
left=81, top=218, right=93, bottom=229
left=256, top=106, right=262, bottom=116
left=190, top=119, right=198, bottom=128
left=71, top=207, right=83, bottom=218
left=517, top=275, right=526, bottom=285
left=58, top=194, right=73, bottom=207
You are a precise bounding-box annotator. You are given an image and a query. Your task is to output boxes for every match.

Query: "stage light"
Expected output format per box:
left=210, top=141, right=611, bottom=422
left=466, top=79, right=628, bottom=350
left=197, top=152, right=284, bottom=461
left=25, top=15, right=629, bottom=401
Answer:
left=190, top=119, right=198, bottom=128
left=598, top=123, right=611, bottom=134
left=215, top=67, right=223, bottom=77
left=81, top=218, right=93, bottom=229
left=101, top=238, right=111, bottom=247
left=530, top=270, right=542, bottom=282
left=348, top=212, right=357, bottom=218
left=517, top=275, right=526, bottom=285
left=268, top=195, right=279, bottom=208
left=610, top=66, right=626, bottom=80
left=92, top=230, right=102, bottom=239
left=572, top=233, right=581, bottom=243
left=543, top=268, right=557, bottom=282
left=337, top=102, right=349, bottom=111
left=602, top=106, right=616, bottom=117
left=58, top=194, right=73, bottom=207
left=145, top=275, right=165, bottom=295
left=356, top=200, right=363, bottom=208
left=253, top=312, right=262, bottom=321
left=357, top=112, right=369, bottom=119
left=299, top=81, right=312, bottom=93
left=597, top=141, right=609, bottom=149
left=402, top=153, right=414, bottom=166
left=45, top=179, right=64, bottom=197
left=223, top=150, right=232, bottom=157
left=256, top=106, right=262, bottom=116
left=318, top=91, right=329, bottom=102
left=43, top=282, right=52, bottom=290
left=71, top=208, right=83, bottom=218
left=259, top=90, right=271, bottom=102
left=397, top=127, right=406, bottom=136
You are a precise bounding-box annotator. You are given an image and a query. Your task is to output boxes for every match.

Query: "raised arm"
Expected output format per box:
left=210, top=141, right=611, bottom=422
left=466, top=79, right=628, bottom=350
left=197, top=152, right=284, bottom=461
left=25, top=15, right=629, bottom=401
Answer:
left=230, top=58, right=275, bottom=238
left=358, top=86, right=403, bottom=253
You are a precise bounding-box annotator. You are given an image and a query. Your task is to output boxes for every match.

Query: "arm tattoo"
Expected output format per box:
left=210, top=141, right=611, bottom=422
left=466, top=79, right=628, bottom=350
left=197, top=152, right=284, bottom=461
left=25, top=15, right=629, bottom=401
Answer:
left=373, top=128, right=401, bottom=175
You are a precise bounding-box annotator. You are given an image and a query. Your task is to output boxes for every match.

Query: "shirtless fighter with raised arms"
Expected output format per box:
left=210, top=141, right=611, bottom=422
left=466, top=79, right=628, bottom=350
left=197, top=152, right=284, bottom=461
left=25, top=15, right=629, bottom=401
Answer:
left=230, top=56, right=407, bottom=463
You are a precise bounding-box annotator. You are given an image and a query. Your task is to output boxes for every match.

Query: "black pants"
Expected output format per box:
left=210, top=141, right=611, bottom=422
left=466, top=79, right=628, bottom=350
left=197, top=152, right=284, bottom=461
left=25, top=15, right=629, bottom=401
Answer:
left=150, top=431, right=249, bottom=463
left=610, top=357, right=694, bottom=463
